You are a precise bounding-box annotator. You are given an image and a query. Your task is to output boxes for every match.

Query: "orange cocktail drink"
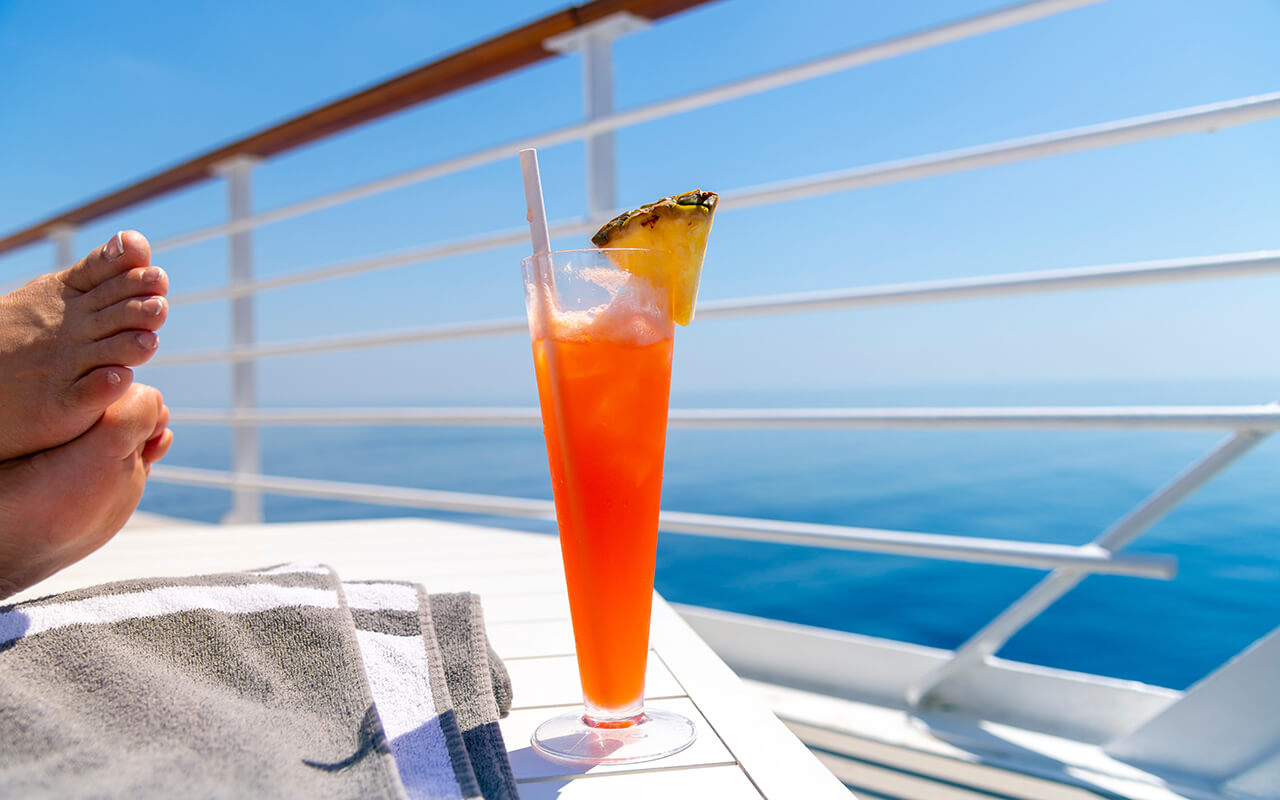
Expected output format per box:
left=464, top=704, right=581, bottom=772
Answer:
left=524, top=249, right=673, bottom=715
left=533, top=322, right=673, bottom=713
left=521, top=248, right=694, bottom=763
left=518, top=182, right=713, bottom=764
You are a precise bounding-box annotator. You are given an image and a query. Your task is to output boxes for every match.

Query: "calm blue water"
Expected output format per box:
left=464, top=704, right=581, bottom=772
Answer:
left=139, top=381, right=1280, bottom=691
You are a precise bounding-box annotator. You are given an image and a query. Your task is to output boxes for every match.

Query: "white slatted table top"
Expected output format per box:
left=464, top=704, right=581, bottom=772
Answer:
left=12, top=517, right=851, bottom=799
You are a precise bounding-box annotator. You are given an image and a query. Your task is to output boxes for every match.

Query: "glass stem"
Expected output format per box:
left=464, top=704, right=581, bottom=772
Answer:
left=584, top=698, right=646, bottom=729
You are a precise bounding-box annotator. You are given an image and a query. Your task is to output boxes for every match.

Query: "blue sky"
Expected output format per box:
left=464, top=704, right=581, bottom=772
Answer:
left=1, top=0, right=1278, bottom=409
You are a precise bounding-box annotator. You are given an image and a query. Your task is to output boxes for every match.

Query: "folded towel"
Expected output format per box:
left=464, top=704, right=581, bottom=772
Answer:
left=427, top=592, right=517, bottom=800
left=0, top=564, right=516, bottom=800
left=343, top=581, right=516, bottom=800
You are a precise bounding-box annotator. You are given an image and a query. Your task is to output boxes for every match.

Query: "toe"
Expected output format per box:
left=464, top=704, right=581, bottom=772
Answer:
left=58, top=231, right=151, bottom=294
left=148, top=401, right=170, bottom=443
left=87, top=330, right=160, bottom=370
left=81, top=265, right=168, bottom=312
left=92, top=384, right=164, bottom=460
left=142, top=401, right=170, bottom=466
left=88, top=294, right=167, bottom=339
left=142, top=428, right=173, bottom=470
left=66, top=366, right=134, bottom=415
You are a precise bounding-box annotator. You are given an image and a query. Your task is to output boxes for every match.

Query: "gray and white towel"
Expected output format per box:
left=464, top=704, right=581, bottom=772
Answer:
left=0, top=563, right=516, bottom=800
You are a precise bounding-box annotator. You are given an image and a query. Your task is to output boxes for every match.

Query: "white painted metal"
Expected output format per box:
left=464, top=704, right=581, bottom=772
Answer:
left=542, top=11, right=650, bottom=54
left=1104, top=625, right=1280, bottom=788
left=544, top=12, right=648, bottom=221
left=678, top=605, right=1177, bottom=744
left=1226, top=750, right=1280, bottom=800
left=698, top=249, right=1280, bottom=320
left=146, top=464, right=1173, bottom=577
left=213, top=156, right=262, bottom=524
left=151, top=249, right=1280, bottom=365
left=150, top=316, right=529, bottom=366
left=168, top=219, right=595, bottom=307
left=747, top=685, right=1202, bottom=800
left=48, top=225, right=76, bottom=271
left=147, top=0, right=1101, bottom=256
left=166, top=403, right=1280, bottom=431
left=906, top=429, right=1271, bottom=708
left=582, top=33, right=618, bottom=218
left=654, top=510, right=1174, bottom=575
left=150, top=463, right=554, bottom=516
left=724, top=92, right=1280, bottom=211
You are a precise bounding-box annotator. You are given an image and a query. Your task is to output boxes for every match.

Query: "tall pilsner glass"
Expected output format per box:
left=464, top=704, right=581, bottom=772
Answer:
left=520, top=248, right=696, bottom=764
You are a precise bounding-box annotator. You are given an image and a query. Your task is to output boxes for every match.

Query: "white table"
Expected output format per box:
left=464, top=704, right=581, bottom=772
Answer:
left=13, top=517, right=851, bottom=799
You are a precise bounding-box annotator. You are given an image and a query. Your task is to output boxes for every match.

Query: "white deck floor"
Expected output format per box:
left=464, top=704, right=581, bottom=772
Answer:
left=11, top=516, right=851, bottom=799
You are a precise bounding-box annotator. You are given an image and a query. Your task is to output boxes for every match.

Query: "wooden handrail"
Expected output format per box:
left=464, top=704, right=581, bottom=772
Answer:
left=0, top=0, right=713, bottom=257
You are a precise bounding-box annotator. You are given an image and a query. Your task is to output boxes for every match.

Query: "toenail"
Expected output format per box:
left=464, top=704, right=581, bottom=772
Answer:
left=136, top=332, right=158, bottom=350
left=106, top=369, right=122, bottom=385
left=144, top=266, right=163, bottom=283
left=103, top=232, right=125, bottom=260
left=142, top=297, right=164, bottom=316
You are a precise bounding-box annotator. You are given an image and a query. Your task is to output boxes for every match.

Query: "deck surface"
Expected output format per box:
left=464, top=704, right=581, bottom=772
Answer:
left=11, top=516, right=850, bottom=799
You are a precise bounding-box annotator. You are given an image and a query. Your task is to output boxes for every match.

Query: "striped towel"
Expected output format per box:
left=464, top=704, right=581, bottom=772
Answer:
left=0, top=563, right=517, bottom=800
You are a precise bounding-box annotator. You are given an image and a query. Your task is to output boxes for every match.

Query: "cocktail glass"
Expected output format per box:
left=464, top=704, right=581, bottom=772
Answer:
left=520, top=248, right=696, bottom=764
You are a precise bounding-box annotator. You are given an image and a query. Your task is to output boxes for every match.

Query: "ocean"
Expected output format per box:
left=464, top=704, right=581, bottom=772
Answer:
left=139, top=380, right=1280, bottom=692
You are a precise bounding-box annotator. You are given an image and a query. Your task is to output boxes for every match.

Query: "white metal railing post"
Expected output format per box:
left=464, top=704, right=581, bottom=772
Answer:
left=48, top=225, right=76, bottom=270
left=583, top=31, right=616, bottom=217
left=906, top=426, right=1273, bottom=708
left=545, top=12, right=649, bottom=220
left=213, top=156, right=263, bottom=524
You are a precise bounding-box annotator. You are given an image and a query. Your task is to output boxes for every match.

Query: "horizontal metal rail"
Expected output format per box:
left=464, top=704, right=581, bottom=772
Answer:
left=151, top=316, right=527, bottom=366
left=170, top=218, right=595, bottom=306
left=151, top=249, right=1280, bottom=365
left=148, top=0, right=1100, bottom=257
left=167, top=89, right=1280, bottom=305
left=147, top=464, right=1175, bottom=578
left=725, top=92, right=1280, bottom=211
left=167, top=404, right=1280, bottom=431
left=698, top=249, right=1280, bottom=319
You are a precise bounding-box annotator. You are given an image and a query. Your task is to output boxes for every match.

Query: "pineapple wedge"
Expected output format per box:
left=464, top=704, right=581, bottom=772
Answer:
left=592, top=190, right=717, bottom=325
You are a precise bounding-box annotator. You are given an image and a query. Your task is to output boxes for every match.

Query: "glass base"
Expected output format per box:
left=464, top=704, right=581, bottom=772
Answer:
left=530, top=708, right=696, bottom=765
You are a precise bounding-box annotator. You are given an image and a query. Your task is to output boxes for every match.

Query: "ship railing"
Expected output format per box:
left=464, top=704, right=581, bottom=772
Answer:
left=2, top=0, right=1277, bottom=708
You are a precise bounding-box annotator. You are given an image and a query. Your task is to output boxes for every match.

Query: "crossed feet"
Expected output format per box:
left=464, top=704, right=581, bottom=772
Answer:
left=0, top=231, right=173, bottom=600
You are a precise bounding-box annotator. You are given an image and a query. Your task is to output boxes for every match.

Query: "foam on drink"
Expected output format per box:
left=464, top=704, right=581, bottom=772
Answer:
left=532, top=268, right=673, bottom=345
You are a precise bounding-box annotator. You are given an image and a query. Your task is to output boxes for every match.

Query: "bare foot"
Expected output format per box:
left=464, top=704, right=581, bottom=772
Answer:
left=0, top=230, right=168, bottom=461
left=0, top=383, right=172, bottom=600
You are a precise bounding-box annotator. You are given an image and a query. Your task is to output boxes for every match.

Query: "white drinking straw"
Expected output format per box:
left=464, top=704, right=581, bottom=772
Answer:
left=518, top=147, right=555, bottom=335
left=519, top=148, right=552, bottom=259
left=516, top=148, right=582, bottom=535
